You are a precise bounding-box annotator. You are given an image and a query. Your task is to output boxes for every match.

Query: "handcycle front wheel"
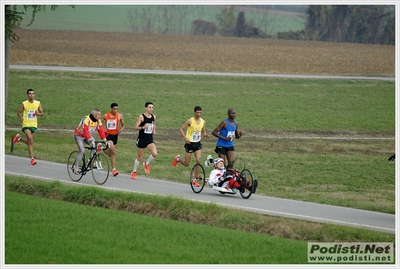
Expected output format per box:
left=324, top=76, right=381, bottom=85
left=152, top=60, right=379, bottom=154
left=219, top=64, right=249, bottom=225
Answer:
left=67, top=151, right=84, bottom=182
left=190, top=163, right=206, bottom=193
left=239, top=168, right=254, bottom=199
left=91, top=152, right=110, bottom=185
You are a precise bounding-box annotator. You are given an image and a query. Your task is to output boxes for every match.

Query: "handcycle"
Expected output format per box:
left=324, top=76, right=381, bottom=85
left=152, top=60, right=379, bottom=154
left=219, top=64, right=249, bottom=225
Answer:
left=189, top=156, right=256, bottom=199
left=67, top=141, right=110, bottom=185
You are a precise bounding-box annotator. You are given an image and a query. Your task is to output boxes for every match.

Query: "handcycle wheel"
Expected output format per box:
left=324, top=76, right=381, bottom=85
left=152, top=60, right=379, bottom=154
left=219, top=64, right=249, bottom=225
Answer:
left=239, top=168, right=254, bottom=199
left=190, top=163, right=206, bottom=193
left=231, top=157, right=246, bottom=172
left=67, top=151, right=84, bottom=182
left=91, top=152, right=110, bottom=185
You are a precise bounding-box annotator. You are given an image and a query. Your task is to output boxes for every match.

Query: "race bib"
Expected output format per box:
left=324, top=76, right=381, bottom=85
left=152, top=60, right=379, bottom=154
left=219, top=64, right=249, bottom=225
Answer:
left=107, top=119, right=117, bottom=130
left=192, top=131, right=201, bottom=142
left=88, top=127, right=96, bottom=135
left=227, top=131, right=235, bottom=140
left=27, top=110, right=36, bottom=120
left=144, top=123, right=154, bottom=134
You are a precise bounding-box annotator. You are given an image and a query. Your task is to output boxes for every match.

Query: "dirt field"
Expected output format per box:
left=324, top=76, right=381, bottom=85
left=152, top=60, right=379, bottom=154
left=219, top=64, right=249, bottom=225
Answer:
left=10, top=29, right=395, bottom=77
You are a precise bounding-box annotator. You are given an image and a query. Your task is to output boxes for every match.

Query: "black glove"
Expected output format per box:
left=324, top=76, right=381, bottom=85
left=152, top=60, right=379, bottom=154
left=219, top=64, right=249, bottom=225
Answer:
left=88, top=138, right=95, bottom=148
left=225, top=173, right=234, bottom=180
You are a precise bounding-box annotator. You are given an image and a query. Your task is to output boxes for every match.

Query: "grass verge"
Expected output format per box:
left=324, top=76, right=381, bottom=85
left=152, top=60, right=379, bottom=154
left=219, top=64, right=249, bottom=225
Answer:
left=6, top=176, right=395, bottom=243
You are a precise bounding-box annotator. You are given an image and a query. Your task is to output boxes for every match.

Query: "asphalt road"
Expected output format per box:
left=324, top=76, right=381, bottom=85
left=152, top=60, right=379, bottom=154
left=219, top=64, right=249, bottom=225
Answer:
left=9, top=64, right=395, bottom=81
left=5, top=155, right=395, bottom=234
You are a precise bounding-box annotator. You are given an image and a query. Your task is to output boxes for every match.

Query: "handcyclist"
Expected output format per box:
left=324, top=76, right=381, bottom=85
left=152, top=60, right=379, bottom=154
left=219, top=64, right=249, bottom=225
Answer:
left=208, top=158, right=258, bottom=193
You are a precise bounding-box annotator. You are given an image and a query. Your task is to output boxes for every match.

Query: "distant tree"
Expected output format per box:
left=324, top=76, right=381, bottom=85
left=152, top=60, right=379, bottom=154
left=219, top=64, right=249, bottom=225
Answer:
left=192, top=20, right=217, bottom=36
left=215, top=6, right=236, bottom=35
left=305, top=5, right=394, bottom=45
left=221, top=10, right=268, bottom=38
left=305, top=5, right=329, bottom=41
left=234, top=11, right=247, bottom=37
left=4, top=5, right=74, bottom=125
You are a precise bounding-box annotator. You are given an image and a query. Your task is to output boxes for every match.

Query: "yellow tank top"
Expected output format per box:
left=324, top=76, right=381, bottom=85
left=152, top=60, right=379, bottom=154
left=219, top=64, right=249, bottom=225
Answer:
left=185, top=117, right=204, bottom=142
left=22, top=100, right=40, bottom=128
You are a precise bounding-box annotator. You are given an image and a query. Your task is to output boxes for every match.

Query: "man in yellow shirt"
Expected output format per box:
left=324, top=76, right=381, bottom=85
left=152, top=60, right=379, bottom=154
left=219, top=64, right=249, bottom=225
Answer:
left=13, top=89, right=44, bottom=165
left=172, top=106, right=210, bottom=186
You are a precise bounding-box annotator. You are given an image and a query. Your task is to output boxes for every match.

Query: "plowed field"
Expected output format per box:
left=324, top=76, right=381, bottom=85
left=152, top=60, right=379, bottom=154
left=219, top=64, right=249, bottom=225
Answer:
left=10, top=29, right=395, bottom=77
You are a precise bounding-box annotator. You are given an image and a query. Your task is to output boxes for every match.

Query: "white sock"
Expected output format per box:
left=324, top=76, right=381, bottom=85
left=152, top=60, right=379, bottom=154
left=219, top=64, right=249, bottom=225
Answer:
left=146, top=155, right=155, bottom=165
left=133, top=159, right=140, bottom=172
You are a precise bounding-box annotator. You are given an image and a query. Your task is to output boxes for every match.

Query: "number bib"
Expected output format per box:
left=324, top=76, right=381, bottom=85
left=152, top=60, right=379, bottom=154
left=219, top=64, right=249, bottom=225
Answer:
left=192, top=131, right=201, bottom=142
left=27, top=110, right=36, bottom=120
left=144, top=123, right=154, bottom=134
left=107, top=119, right=117, bottom=130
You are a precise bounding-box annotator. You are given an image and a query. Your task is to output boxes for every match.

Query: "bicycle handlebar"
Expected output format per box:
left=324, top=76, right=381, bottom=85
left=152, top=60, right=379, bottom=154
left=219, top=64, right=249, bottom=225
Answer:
left=85, top=140, right=110, bottom=151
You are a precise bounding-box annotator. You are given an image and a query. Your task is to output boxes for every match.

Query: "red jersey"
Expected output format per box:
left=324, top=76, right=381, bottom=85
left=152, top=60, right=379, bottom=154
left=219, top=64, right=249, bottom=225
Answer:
left=104, top=111, right=120, bottom=135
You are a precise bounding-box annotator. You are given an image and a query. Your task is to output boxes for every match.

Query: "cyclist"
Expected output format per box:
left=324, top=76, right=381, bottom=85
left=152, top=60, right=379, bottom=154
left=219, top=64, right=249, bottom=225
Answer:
left=73, top=108, right=114, bottom=174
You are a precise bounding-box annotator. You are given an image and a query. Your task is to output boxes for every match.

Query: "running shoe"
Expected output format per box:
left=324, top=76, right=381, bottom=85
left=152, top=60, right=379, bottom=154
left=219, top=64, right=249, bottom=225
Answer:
left=131, top=171, right=137, bottom=179
left=31, top=158, right=37, bottom=165
left=112, top=169, right=119, bottom=177
left=13, top=134, right=21, bottom=144
left=192, top=179, right=200, bottom=187
left=73, top=167, right=81, bottom=174
left=172, top=155, right=180, bottom=167
left=143, top=162, right=150, bottom=174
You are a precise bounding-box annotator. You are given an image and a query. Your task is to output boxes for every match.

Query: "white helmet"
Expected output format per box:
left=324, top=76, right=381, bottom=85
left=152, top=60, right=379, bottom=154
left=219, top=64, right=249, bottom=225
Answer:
left=213, top=158, right=224, bottom=167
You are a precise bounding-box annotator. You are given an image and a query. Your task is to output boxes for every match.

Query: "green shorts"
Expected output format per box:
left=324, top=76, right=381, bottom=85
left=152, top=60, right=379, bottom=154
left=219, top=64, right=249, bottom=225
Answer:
left=22, top=127, right=37, bottom=134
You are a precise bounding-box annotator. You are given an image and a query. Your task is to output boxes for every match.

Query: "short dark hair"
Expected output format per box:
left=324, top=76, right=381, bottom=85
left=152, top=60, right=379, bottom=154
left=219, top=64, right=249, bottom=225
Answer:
left=194, top=106, right=202, bottom=112
left=111, top=103, right=118, bottom=108
left=27, top=88, right=34, bottom=94
left=145, top=102, right=153, bottom=107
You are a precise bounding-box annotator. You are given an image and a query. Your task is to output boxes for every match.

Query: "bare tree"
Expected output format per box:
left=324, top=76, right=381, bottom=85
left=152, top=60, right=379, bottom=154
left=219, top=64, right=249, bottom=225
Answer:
left=4, top=5, right=74, bottom=125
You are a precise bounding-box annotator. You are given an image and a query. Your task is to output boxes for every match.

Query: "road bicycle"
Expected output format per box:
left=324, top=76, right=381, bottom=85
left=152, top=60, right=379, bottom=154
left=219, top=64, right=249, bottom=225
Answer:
left=67, top=141, right=110, bottom=185
left=189, top=156, right=255, bottom=199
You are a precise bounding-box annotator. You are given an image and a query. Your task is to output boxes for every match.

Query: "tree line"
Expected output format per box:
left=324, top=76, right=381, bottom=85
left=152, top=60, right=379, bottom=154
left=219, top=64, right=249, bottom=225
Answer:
left=304, top=5, right=394, bottom=45
left=210, top=5, right=395, bottom=45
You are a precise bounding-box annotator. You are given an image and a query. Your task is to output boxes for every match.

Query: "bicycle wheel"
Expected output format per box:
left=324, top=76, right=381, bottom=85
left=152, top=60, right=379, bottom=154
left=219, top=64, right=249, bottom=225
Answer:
left=91, top=152, right=110, bottom=185
left=190, top=163, right=206, bottom=193
left=239, top=168, right=254, bottom=199
left=67, top=151, right=84, bottom=182
left=231, top=158, right=246, bottom=172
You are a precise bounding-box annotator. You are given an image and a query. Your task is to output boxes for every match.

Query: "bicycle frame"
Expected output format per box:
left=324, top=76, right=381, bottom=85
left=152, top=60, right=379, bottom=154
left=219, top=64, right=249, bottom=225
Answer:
left=67, top=141, right=110, bottom=185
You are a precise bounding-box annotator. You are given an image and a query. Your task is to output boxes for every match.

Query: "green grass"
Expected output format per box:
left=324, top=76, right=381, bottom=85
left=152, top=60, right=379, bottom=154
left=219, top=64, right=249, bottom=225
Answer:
left=7, top=71, right=395, bottom=132
left=15, top=5, right=306, bottom=37
left=6, top=70, right=395, bottom=213
left=5, top=176, right=394, bottom=264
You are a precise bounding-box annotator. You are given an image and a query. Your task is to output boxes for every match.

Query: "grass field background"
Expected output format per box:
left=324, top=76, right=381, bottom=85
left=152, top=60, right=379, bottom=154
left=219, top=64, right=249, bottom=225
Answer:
left=15, top=5, right=306, bottom=37
left=6, top=71, right=395, bottom=213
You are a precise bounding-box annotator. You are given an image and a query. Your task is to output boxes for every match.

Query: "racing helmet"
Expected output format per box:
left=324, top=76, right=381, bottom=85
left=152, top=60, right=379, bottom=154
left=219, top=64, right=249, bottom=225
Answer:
left=214, top=158, right=224, bottom=167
